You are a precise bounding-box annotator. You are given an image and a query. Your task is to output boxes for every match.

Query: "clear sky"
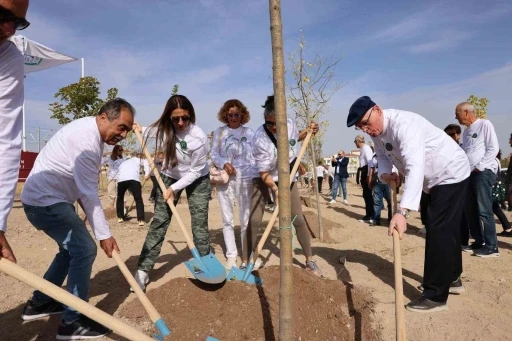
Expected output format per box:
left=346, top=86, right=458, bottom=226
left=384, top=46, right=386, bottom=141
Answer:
left=19, top=0, right=512, bottom=156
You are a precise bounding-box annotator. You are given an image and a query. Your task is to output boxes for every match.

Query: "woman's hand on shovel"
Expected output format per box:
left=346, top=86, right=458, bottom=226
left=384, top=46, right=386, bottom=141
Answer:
left=100, top=237, right=120, bottom=258
left=164, top=187, right=175, bottom=203
left=388, top=213, right=407, bottom=239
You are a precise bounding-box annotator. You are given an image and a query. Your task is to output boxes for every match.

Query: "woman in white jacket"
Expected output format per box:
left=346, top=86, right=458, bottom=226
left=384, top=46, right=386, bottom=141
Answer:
left=101, top=145, right=124, bottom=209
left=211, top=99, right=257, bottom=269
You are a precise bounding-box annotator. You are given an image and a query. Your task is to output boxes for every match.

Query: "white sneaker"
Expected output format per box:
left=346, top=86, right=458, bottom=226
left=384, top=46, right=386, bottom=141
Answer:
left=343, top=199, right=348, bottom=205
left=130, top=270, right=149, bottom=292
left=225, top=257, right=237, bottom=270
left=329, top=200, right=336, bottom=204
left=240, top=258, right=263, bottom=271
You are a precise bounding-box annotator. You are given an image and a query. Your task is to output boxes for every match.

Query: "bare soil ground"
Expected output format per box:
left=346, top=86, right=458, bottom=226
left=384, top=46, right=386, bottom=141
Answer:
left=2, top=178, right=512, bottom=340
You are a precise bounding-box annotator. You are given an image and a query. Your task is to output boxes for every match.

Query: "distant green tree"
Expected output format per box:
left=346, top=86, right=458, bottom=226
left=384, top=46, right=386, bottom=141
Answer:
left=467, top=95, right=489, bottom=119
left=171, top=84, right=179, bottom=95
left=49, top=76, right=118, bottom=125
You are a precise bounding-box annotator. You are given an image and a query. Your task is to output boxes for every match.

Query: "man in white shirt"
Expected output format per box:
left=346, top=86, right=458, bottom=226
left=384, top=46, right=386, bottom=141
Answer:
left=456, top=102, right=500, bottom=257
left=347, top=96, right=470, bottom=313
left=20, top=98, right=134, bottom=339
left=0, top=0, right=30, bottom=263
left=354, top=135, right=374, bottom=222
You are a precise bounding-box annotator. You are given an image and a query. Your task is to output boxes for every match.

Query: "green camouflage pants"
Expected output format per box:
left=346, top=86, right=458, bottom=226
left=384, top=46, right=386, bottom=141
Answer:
left=138, top=174, right=212, bottom=272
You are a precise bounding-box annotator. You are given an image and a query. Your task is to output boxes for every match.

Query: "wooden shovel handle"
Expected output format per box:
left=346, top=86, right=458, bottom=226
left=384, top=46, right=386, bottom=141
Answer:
left=390, top=181, right=406, bottom=341
left=0, top=258, right=154, bottom=341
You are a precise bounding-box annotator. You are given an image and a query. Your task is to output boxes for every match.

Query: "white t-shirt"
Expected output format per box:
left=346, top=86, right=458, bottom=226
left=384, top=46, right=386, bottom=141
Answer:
left=101, top=156, right=124, bottom=180
left=359, top=144, right=373, bottom=167
left=210, top=125, right=258, bottom=179
left=252, top=118, right=300, bottom=182
left=461, top=119, right=499, bottom=173
left=316, top=165, right=326, bottom=177
left=21, top=117, right=112, bottom=240
left=0, top=41, right=24, bottom=232
left=143, top=123, right=209, bottom=192
left=117, top=157, right=150, bottom=183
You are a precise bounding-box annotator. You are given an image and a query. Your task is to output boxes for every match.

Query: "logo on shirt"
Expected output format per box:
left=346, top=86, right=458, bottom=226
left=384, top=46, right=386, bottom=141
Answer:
left=289, top=139, right=296, bottom=146
left=180, top=140, right=188, bottom=150
left=385, top=143, right=393, bottom=151
left=472, top=133, right=477, bottom=138
left=241, top=136, right=247, bottom=143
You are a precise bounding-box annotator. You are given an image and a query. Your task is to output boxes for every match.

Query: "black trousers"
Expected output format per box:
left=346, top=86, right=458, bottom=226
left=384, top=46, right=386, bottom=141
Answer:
left=117, top=180, right=144, bottom=221
left=420, top=192, right=431, bottom=226
left=360, top=166, right=374, bottom=218
left=328, top=176, right=333, bottom=190
left=150, top=175, right=158, bottom=199
left=317, top=177, right=323, bottom=192
left=493, top=201, right=511, bottom=231
left=423, top=177, right=469, bottom=303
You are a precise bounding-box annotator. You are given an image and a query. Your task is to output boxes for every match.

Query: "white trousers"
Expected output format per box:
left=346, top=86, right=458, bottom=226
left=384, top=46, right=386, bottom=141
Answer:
left=216, top=176, right=253, bottom=259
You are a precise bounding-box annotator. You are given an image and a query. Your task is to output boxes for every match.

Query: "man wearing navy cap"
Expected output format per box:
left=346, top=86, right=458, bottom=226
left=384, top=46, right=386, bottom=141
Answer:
left=347, top=96, right=470, bottom=313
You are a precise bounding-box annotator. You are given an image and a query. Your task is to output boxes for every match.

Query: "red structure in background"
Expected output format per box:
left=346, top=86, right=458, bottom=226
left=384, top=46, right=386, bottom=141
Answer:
left=19, top=151, right=38, bottom=182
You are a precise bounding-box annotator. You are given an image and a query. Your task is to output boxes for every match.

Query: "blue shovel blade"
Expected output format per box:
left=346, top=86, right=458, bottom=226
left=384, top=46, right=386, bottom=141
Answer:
left=226, top=266, right=263, bottom=286
left=206, top=337, right=221, bottom=341
left=184, top=249, right=226, bottom=284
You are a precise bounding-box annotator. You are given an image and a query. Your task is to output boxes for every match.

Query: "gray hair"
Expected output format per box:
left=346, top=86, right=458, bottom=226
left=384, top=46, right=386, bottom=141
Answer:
left=97, top=98, right=136, bottom=121
left=355, top=135, right=365, bottom=143
left=456, top=102, right=475, bottom=115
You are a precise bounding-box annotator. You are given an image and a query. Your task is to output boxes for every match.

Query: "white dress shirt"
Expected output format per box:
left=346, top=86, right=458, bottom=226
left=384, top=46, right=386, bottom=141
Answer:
left=117, top=157, right=150, bottom=183
left=143, top=124, right=209, bottom=192
left=359, top=144, right=373, bottom=167
left=101, top=157, right=124, bottom=180
left=372, top=109, right=470, bottom=211
left=210, top=125, right=258, bottom=179
left=0, top=41, right=24, bottom=232
left=21, top=117, right=112, bottom=240
left=252, top=118, right=300, bottom=182
left=461, top=119, right=499, bottom=173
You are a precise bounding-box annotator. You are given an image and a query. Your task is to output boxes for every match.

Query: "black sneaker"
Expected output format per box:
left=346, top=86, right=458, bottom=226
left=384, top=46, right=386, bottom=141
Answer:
left=21, top=299, right=64, bottom=321
left=462, top=243, right=483, bottom=253
left=358, top=216, right=372, bottom=223
left=449, top=278, right=465, bottom=294
left=57, top=316, right=111, bottom=340
left=473, top=247, right=500, bottom=258
left=405, top=297, right=448, bottom=313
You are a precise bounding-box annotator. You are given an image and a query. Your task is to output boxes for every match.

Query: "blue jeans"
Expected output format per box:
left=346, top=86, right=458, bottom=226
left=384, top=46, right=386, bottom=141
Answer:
left=372, top=182, right=391, bottom=222
left=23, top=202, right=97, bottom=323
left=332, top=176, right=347, bottom=201
left=465, top=170, right=497, bottom=250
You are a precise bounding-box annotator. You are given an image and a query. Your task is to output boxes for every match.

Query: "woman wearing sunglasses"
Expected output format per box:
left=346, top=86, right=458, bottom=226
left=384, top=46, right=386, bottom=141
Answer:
left=131, top=95, right=211, bottom=291
left=211, top=99, right=257, bottom=270
left=244, top=95, right=323, bottom=276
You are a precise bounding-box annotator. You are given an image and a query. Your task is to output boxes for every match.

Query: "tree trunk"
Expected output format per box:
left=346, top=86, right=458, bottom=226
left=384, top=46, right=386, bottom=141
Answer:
left=269, top=1, right=294, bottom=340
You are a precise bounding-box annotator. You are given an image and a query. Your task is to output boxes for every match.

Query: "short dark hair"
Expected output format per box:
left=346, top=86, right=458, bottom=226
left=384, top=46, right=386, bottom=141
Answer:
left=262, top=95, right=275, bottom=118
left=444, top=124, right=461, bottom=135
left=98, top=98, right=135, bottom=121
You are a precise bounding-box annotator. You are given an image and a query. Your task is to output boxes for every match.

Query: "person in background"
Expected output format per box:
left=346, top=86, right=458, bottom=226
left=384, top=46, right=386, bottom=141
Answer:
left=354, top=135, right=374, bottom=221
left=133, top=95, right=212, bottom=291
left=210, top=99, right=256, bottom=270
left=327, top=161, right=335, bottom=195
left=116, top=152, right=150, bottom=226
left=245, top=95, right=322, bottom=275
left=367, top=153, right=393, bottom=226
left=101, top=145, right=124, bottom=209
left=0, top=0, right=30, bottom=264
left=494, top=150, right=511, bottom=236
left=315, top=160, right=327, bottom=193
left=507, top=133, right=512, bottom=211
left=149, top=151, right=164, bottom=203
left=329, top=150, right=349, bottom=204
left=444, top=124, right=462, bottom=145
left=456, top=102, right=500, bottom=257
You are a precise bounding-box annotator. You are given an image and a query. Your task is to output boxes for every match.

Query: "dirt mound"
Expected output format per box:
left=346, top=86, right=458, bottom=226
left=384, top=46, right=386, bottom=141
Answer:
left=120, top=266, right=382, bottom=341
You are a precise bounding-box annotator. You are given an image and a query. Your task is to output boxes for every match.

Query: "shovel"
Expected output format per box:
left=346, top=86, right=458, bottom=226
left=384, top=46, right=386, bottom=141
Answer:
left=0, top=258, right=155, bottom=341
left=226, top=129, right=313, bottom=285
left=390, top=181, right=407, bottom=341
left=134, top=129, right=225, bottom=284
left=112, top=250, right=171, bottom=340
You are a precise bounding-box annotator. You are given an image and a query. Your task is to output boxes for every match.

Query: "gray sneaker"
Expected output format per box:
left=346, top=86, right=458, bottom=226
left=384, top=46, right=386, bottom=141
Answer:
left=405, top=297, right=448, bottom=313
left=306, top=260, right=323, bottom=277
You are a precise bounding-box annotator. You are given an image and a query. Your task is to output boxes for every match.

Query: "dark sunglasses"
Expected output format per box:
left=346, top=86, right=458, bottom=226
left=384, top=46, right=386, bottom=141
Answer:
left=171, top=116, right=191, bottom=124
left=265, top=121, right=276, bottom=127
left=0, top=7, right=30, bottom=30
left=227, top=113, right=240, bottom=119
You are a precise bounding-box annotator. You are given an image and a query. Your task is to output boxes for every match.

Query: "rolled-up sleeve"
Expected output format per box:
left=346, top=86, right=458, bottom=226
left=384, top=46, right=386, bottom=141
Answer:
left=170, top=136, right=208, bottom=192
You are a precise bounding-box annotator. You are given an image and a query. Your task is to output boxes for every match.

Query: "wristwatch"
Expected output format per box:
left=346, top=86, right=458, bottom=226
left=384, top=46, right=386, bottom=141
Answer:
left=397, top=209, right=409, bottom=219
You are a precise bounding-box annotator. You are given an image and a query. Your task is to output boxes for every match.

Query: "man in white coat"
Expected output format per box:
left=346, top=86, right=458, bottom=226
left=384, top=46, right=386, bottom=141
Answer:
left=0, top=0, right=30, bottom=263
left=347, top=96, right=470, bottom=313
left=20, top=98, right=134, bottom=339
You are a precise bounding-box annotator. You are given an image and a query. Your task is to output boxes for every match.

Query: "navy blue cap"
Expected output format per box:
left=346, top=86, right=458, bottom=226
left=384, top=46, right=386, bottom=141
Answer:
left=347, top=96, right=376, bottom=127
